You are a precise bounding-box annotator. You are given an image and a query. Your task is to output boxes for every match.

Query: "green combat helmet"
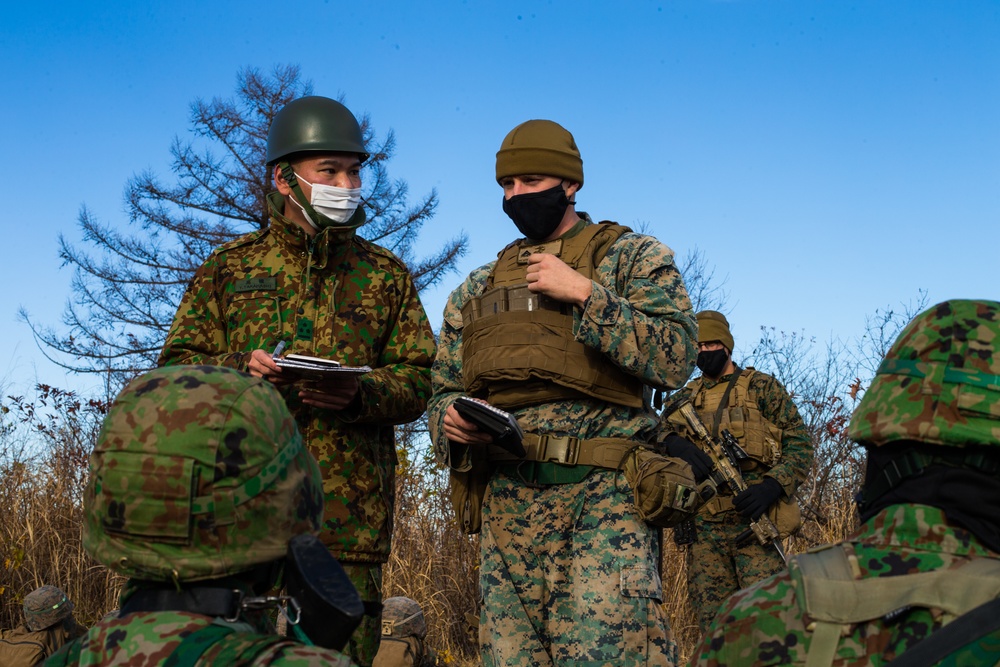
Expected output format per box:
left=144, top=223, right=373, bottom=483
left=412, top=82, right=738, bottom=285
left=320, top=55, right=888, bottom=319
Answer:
left=24, top=585, right=74, bottom=632
left=265, top=95, right=369, bottom=230
left=266, top=96, right=368, bottom=166
left=848, top=299, right=1000, bottom=450
left=380, top=597, right=427, bottom=640
left=83, top=365, right=324, bottom=583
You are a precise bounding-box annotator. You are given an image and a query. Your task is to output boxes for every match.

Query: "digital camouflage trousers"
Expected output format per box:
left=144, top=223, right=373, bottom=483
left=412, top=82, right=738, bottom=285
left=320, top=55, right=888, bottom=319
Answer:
left=479, top=468, right=677, bottom=667
left=686, top=510, right=784, bottom=634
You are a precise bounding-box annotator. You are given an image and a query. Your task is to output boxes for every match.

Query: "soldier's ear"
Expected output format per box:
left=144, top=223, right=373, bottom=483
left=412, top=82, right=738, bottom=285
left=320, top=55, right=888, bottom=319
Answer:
left=274, top=165, right=292, bottom=195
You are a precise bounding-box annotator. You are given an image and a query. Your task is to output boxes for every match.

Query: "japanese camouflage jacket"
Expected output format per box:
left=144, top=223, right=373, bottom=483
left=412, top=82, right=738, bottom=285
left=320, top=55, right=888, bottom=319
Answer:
left=428, top=216, right=698, bottom=475
left=158, top=195, right=435, bottom=563
left=47, top=611, right=354, bottom=666
left=692, top=504, right=1000, bottom=666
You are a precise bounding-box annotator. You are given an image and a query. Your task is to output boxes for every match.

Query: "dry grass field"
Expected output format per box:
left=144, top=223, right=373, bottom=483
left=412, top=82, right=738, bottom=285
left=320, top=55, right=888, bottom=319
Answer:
left=1, top=386, right=863, bottom=665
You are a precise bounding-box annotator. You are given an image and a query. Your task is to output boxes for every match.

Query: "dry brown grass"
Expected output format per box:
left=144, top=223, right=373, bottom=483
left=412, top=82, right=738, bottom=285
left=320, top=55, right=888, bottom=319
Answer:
left=2, top=390, right=863, bottom=665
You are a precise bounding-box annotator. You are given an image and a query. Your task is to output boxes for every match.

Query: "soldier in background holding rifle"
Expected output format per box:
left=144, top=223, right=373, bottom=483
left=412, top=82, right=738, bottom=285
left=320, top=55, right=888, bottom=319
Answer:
left=671, top=400, right=787, bottom=561
left=660, top=310, right=813, bottom=635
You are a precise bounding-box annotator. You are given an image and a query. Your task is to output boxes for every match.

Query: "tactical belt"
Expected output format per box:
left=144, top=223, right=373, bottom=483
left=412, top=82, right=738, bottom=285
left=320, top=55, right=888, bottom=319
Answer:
left=121, top=587, right=242, bottom=619
left=488, top=433, right=638, bottom=469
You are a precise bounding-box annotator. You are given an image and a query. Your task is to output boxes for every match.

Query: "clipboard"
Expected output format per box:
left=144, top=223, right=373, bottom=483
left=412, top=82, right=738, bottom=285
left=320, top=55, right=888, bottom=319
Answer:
left=454, top=397, right=525, bottom=457
left=275, top=353, right=372, bottom=382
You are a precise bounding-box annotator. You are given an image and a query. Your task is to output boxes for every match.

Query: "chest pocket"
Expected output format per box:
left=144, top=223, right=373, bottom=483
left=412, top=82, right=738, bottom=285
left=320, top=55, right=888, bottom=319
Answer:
left=705, top=371, right=783, bottom=469
left=724, top=403, right=783, bottom=468
left=223, top=289, right=285, bottom=350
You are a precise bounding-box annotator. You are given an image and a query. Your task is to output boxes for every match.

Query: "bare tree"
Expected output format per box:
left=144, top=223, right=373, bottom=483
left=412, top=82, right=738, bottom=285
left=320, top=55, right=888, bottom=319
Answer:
left=676, top=247, right=730, bottom=313
left=850, top=289, right=930, bottom=384
left=20, top=65, right=466, bottom=388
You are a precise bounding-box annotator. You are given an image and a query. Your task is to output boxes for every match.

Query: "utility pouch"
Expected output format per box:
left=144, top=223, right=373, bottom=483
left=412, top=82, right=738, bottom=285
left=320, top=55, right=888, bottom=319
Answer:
left=622, top=446, right=705, bottom=528
left=448, top=460, right=491, bottom=535
left=284, top=533, right=365, bottom=651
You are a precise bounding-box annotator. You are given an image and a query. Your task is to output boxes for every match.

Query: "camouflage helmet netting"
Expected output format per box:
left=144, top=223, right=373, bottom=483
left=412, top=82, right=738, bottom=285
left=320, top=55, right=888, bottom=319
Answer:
left=83, top=365, right=324, bottom=582
left=23, top=585, right=74, bottom=632
left=381, top=596, right=427, bottom=639
left=848, top=299, right=1000, bottom=450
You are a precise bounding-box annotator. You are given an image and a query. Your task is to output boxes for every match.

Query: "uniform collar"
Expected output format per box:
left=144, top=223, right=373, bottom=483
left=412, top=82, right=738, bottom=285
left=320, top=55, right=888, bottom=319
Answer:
left=266, top=191, right=354, bottom=267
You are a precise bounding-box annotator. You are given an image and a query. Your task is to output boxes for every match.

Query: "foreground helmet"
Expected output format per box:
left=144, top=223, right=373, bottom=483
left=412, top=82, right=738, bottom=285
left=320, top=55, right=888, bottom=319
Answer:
left=381, top=596, right=427, bottom=640
left=24, top=585, right=73, bottom=632
left=848, top=299, right=1000, bottom=450
left=266, top=96, right=369, bottom=165
left=83, top=365, right=324, bottom=582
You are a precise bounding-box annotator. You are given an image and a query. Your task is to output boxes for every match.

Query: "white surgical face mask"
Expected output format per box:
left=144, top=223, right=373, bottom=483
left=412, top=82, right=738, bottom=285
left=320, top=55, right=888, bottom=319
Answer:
left=290, top=172, right=362, bottom=228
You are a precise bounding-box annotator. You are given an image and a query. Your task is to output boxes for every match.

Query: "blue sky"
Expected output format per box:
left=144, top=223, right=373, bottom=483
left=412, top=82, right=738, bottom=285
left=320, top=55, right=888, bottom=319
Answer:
left=2, top=1, right=998, bottom=397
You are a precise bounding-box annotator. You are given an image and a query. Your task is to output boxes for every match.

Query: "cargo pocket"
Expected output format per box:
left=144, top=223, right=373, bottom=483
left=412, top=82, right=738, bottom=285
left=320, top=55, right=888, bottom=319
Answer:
left=621, top=565, right=675, bottom=666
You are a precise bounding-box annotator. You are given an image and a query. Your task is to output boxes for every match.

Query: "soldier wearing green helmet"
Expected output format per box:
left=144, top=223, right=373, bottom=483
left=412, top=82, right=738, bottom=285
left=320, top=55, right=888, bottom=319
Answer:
left=427, top=119, right=699, bottom=666
left=46, top=365, right=359, bottom=666
left=158, top=97, right=436, bottom=666
left=693, top=299, right=1000, bottom=666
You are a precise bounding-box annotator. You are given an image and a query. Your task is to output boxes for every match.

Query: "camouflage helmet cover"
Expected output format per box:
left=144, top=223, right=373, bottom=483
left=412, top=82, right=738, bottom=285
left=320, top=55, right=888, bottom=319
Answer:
left=266, top=95, right=369, bottom=165
left=380, top=596, right=427, bottom=639
left=848, top=299, right=1000, bottom=449
left=23, top=585, right=74, bottom=632
left=83, top=365, right=324, bottom=582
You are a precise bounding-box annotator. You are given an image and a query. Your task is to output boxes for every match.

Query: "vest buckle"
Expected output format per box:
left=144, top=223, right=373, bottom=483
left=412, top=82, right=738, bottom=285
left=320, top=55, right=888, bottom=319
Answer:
left=537, top=435, right=580, bottom=465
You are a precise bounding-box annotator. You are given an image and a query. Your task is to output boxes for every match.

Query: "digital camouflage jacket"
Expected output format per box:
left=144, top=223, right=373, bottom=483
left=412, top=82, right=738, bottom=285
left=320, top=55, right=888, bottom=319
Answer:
left=692, top=503, right=1000, bottom=666
left=428, top=216, right=697, bottom=472
left=159, top=195, right=435, bottom=563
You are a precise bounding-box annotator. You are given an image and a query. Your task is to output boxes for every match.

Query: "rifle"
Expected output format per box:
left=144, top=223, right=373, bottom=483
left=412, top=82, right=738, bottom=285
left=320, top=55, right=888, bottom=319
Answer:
left=673, top=400, right=787, bottom=562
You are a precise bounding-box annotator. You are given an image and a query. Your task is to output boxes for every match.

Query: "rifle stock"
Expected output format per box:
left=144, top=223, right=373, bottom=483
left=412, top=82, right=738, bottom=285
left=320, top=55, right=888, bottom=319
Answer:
left=675, top=401, right=787, bottom=561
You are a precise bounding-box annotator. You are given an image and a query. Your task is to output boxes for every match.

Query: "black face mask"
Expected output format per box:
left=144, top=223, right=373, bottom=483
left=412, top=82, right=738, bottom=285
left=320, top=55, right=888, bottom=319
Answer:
left=696, top=348, right=729, bottom=378
left=502, top=183, right=571, bottom=240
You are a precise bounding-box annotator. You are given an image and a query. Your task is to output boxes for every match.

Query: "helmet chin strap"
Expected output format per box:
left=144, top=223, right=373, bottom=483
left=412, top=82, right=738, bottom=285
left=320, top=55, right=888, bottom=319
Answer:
left=279, top=161, right=322, bottom=229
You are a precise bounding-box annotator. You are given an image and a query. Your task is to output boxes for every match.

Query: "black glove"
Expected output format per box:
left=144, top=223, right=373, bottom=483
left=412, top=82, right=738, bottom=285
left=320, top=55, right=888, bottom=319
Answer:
left=732, top=477, right=783, bottom=521
left=661, top=434, right=713, bottom=483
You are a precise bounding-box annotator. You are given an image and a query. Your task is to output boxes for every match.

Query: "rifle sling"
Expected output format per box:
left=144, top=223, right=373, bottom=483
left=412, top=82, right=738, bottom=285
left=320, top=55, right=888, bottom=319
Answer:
left=711, top=366, right=743, bottom=440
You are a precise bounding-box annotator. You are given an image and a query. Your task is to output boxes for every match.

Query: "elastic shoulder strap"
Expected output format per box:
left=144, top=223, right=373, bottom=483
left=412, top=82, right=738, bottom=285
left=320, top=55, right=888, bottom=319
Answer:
left=793, top=549, right=1000, bottom=667
left=791, top=545, right=856, bottom=667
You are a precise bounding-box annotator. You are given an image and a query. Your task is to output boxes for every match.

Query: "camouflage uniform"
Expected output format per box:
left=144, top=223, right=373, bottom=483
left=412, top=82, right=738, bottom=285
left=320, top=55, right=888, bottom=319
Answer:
left=692, top=504, right=1000, bottom=666
left=693, top=299, right=1000, bottom=666
left=48, top=607, right=354, bottom=666
left=47, top=365, right=356, bottom=666
left=665, top=368, right=812, bottom=633
left=428, top=216, right=697, bottom=666
left=159, top=193, right=434, bottom=563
